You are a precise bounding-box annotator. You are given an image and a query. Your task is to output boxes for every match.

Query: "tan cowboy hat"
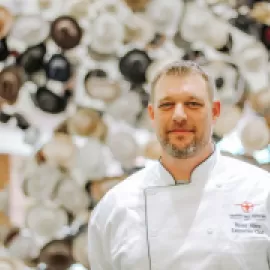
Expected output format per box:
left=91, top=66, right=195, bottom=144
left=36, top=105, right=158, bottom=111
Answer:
left=84, top=73, right=121, bottom=103
left=250, top=2, right=270, bottom=25
left=41, top=133, right=77, bottom=169
left=0, top=257, right=26, bottom=270
left=123, top=0, right=150, bottom=11
left=142, top=137, right=162, bottom=160
left=64, top=0, right=90, bottom=20
left=89, top=175, right=126, bottom=202
left=123, top=13, right=155, bottom=46
left=0, top=6, right=13, bottom=39
left=72, top=230, right=89, bottom=268
left=248, top=87, right=270, bottom=116
left=0, top=66, right=24, bottom=105
left=67, top=107, right=100, bottom=137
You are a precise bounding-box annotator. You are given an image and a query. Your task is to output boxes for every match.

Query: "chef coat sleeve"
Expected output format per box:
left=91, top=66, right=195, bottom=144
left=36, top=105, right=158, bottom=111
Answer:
left=88, top=198, right=115, bottom=270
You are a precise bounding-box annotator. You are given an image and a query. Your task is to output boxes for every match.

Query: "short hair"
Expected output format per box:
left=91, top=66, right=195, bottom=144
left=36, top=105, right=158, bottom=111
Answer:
left=150, top=60, right=216, bottom=103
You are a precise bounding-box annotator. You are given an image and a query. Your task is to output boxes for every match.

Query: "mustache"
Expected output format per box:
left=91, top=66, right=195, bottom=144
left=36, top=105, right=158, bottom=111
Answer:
left=167, top=125, right=196, bottom=133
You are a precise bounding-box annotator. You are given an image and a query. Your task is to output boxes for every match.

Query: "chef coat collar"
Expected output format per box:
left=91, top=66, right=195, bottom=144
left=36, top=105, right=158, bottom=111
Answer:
left=152, top=145, right=219, bottom=187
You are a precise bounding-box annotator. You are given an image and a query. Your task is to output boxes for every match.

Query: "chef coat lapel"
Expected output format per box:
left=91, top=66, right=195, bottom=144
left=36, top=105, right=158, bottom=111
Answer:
left=144, top=149, right=219, bottom=270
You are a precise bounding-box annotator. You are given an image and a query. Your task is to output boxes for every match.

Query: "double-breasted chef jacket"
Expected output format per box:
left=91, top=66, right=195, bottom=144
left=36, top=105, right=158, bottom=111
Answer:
left=88, top=148, right=270, bottom=270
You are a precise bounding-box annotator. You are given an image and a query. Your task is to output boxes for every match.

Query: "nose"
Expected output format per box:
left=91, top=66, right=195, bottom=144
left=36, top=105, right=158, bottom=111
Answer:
left=172, top=104, right=187, bottom=122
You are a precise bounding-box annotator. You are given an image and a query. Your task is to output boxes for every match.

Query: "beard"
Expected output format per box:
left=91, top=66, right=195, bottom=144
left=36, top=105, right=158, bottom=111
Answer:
left=159, top=133, right=208, bottom=159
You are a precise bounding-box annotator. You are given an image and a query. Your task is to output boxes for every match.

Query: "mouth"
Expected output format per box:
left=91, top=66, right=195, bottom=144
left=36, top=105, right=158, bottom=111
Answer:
left=168, top=129, right=194, bottom=134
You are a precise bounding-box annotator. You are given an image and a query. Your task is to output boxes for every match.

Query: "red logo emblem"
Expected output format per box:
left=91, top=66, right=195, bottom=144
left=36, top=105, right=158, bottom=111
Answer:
left=235, top=201, right=257, bottom=213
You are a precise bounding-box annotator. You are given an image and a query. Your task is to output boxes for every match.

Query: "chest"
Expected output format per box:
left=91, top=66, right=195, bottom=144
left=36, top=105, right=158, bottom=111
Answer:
left=111, top=182, right=270, bottom=270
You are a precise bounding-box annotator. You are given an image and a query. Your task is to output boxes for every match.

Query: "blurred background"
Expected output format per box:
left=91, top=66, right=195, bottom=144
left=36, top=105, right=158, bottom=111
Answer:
left=0, top=0, right=269, bottom=269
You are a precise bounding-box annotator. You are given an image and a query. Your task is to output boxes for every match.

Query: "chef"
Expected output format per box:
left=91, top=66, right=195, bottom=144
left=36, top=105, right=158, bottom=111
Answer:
left=88, top=60, right=270, bottom=270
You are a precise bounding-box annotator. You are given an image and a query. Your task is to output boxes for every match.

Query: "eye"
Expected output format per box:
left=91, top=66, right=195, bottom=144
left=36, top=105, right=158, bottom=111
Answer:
left=158, top=102, right=174, bottom=109
left=185, top=101, right=202, bottom=108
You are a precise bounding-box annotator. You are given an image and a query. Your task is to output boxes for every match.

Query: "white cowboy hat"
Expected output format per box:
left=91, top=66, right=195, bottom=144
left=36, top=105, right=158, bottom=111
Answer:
left=213, top=104, right=243, bottom=138
left=89, top=12, right=124, bottom=55
left=41, top=133, right=77, bottom=170
left=9, top=15, right=49, bottom=49
left=5, top=230, right=40, bottom=261
left=25, top=202, right=69, bottom=242
left=146, top=0, right=184, bottom=37
left=180, top=2, right=232, bottom=51
left=54, top=177, right=90, bottom=216
left=0, top=257, right=27, bottom=270
left=23, top=162, right=62, bottom=200
left=233, top=40, right=269, bottom=93
left=180, top=3, right=212, bottom=44
left=239, top=113, right=270, bottom=153
left=202, top=61, right=246, bottom=104
left=106, top=90, right=142, bottom=125
left=74, top=138, right=106, bottom=180
left=107, top=129, right=138, bottom=169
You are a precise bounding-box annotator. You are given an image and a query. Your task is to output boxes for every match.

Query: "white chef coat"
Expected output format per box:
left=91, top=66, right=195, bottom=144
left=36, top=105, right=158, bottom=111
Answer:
left=88, top=149, right=270, bottom=270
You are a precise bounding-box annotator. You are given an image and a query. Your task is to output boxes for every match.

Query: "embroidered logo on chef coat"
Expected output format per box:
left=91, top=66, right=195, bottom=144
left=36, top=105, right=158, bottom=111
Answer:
left=235, top=201, right=258, bottom=213
left=227, top=201, right=266, bottom=235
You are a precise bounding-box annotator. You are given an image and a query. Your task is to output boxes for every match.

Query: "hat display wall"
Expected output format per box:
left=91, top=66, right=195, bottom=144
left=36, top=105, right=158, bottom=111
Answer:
left=2, top=0, right=270, bottom=269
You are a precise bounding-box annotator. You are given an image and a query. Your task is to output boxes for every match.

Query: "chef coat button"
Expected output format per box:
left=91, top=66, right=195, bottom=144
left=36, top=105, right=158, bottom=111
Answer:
left=207, top=228, right=213, bottom=234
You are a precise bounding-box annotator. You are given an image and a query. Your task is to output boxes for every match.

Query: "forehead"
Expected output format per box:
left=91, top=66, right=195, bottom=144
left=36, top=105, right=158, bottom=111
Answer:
left=154, top=73, right=209, bottom=102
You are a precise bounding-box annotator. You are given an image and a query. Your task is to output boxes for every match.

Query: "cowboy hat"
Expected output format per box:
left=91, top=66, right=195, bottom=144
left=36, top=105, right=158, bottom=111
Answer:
left=89, top=12, right=124, bottom=55
left=0, top=6, right=13, bottom=39
left=50, top=16, right=82, bottom=50
left=9, top=15, right=49, bottom=48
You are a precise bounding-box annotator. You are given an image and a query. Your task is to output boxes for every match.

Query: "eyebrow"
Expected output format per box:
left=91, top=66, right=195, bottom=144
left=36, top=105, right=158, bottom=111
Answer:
left=158, top=95, right=204, bottom=103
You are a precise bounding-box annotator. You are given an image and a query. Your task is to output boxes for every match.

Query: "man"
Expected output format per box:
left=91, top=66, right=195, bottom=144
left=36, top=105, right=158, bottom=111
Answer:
left=88, top=60, right=270, bottom=270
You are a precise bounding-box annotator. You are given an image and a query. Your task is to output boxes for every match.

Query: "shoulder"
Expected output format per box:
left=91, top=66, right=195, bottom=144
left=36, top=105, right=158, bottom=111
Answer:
left=89, top=161, right=157, bottom=227
left=218, top=154, right=270, bottom=184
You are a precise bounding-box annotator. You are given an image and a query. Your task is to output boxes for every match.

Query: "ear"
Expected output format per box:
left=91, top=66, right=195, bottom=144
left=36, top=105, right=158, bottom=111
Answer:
left=148, top=103, right=155, bottom=121
left=212, top=101, right=221, bottom=122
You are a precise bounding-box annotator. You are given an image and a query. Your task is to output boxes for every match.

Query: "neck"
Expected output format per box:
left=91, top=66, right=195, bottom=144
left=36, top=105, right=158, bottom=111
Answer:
left=160, top=143, right=215, bottom=182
